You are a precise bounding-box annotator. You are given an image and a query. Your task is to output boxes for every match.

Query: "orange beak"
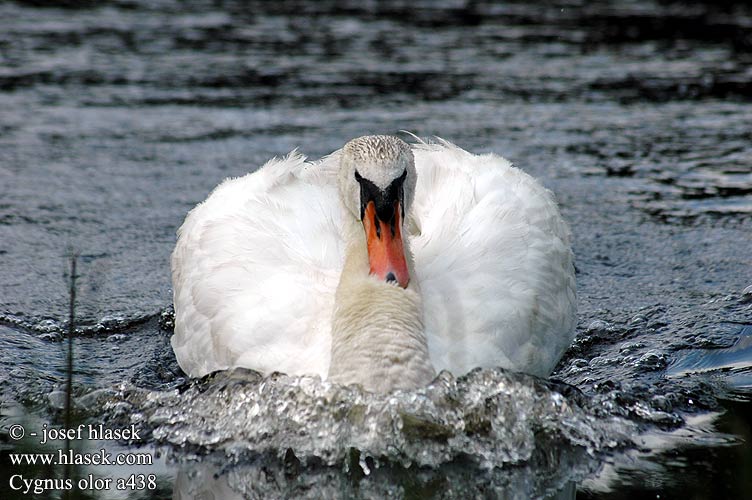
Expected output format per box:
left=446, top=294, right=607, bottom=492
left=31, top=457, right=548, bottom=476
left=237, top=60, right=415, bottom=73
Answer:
left=362, top=201, right=409, bottom=288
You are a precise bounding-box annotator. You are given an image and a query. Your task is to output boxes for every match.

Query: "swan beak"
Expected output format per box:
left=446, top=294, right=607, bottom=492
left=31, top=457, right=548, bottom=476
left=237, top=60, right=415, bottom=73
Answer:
left=363, top=201, right=410, bottom=288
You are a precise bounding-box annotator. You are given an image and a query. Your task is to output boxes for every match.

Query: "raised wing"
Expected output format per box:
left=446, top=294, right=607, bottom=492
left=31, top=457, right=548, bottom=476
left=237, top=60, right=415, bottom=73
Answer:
left=171, top=153, right=345, bottom=378
left=409, top=141, right=576, bottom=377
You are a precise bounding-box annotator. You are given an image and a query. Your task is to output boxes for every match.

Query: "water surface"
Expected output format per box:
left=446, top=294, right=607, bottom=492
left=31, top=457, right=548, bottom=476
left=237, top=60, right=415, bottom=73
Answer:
left=1, top=1, right=751, bottom=498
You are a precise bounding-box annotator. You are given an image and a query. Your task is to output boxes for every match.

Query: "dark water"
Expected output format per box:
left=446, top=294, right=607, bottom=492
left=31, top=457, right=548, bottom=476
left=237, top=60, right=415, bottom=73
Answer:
left=1, top=1, right=751, bottom=498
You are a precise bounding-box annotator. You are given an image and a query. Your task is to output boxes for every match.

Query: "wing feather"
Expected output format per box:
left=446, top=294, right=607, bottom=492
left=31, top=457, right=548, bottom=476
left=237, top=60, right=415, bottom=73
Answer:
left=410, top=140, right=576, bottom=377
left=171, top=153, right=344, bottom=378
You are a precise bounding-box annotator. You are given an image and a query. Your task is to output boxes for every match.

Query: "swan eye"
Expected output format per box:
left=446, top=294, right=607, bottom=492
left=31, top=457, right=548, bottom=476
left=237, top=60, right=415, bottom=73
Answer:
left=354, top=169, right=406, bottom=222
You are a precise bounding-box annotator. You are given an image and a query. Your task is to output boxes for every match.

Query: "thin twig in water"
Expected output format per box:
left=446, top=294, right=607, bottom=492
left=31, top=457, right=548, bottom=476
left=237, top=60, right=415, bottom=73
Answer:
left=63, top=254, right=77, bottom=500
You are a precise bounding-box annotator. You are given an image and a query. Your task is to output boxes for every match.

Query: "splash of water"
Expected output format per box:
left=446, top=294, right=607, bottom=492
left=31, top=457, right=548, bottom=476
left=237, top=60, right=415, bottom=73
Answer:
left=108, top=367, right=636, bottom=470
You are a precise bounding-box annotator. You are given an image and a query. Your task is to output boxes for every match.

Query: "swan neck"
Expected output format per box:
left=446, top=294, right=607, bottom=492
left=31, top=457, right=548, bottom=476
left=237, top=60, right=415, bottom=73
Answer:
left=327, top=220, right=435, bottom=393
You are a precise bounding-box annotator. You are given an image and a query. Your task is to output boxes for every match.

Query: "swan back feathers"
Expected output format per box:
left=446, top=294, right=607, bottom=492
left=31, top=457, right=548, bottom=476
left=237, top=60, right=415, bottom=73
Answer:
left=170, top=135, right=577, bottom=385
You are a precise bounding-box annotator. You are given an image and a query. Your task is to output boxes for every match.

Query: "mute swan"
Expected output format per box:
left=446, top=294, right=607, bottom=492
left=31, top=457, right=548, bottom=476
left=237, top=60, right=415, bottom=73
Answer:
left=171, top=135, right=576, bottom=392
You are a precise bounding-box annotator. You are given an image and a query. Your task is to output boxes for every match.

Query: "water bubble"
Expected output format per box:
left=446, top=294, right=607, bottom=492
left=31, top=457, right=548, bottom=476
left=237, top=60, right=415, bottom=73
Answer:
left=650, top=395, right=672, bottom=412
left=77, top=389, right=117, bottom=411
left=35, top=319, right=62, bottom=333
left=635, top=351, right=669, bottom=371
left=741, top=285, right=752, bottom=303
left=47, top=390, right=67, bottom=410
left=587, top=320, right=614, bottom=333
left=629, top=314, right=647, bottom=325
left=37, top=332, right=62, bottom=342
left=97, top=315, right=128, bottom=332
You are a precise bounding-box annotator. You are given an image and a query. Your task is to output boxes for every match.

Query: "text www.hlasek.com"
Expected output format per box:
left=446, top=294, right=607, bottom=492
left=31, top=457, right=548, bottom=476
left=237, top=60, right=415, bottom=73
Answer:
left=9, top=448, right=153, bottom=466
left=9, top=450, right=156, bottom=495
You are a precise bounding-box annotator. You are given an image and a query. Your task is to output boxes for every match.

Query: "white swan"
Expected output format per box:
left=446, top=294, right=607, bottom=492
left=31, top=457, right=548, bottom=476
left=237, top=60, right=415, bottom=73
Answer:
left=171, top=135, right=576, bottom=392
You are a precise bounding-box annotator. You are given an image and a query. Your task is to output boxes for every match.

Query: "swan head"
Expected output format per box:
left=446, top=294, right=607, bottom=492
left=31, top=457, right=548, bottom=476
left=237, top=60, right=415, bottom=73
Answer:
left=339, top=135, right=417, bottom=288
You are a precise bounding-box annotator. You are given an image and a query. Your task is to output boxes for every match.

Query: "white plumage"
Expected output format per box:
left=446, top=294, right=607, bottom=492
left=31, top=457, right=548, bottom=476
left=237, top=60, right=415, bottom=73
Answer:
left=171, top=137, right=576, bottom=387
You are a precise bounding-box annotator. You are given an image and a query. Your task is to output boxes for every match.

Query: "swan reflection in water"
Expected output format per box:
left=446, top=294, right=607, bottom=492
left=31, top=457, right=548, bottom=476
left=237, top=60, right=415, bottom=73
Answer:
left=171, top=454, right=582, bottom=500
